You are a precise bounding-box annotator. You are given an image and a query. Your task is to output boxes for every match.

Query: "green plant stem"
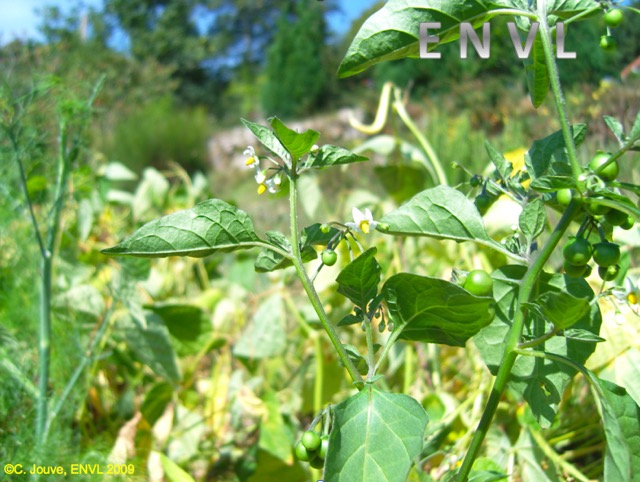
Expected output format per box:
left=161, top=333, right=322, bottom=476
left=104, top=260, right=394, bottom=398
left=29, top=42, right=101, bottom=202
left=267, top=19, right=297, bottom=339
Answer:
left=518, top=325, right=558, bottom=349
left=313, top=336, right=324, bottom=413
left=43, top=302, right=114, bottom=440
left=392, top=87, right=448, bottom=186
left=288, top=173, right=364, bottom=388
left=9, top=131, right=46, bottom=257
left=364, top=316, right=376, bottom=379
left=36, top=119, right=72, bottom=447
left=536, top=2, right=581, bottom=180
left=403, top=344, right=414, bottom=394
left=456, top=201, right=580, bottom=481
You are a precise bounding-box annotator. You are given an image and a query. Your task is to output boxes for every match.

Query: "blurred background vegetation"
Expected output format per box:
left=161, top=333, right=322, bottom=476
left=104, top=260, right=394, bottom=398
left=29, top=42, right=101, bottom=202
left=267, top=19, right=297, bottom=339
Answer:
left=1, top=1, right=640, bottom=481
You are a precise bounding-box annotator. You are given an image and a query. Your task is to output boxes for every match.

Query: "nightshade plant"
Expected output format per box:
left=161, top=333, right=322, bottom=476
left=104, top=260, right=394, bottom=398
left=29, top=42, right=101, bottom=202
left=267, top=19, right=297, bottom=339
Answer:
left=103, top=1, right=640, bottom=480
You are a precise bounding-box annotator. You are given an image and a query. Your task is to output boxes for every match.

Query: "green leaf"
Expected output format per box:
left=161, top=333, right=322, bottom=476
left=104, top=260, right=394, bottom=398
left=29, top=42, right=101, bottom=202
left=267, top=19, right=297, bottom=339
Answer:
left=522, top=28, right=549, bottom=108
left=300, top=223, right=340, bottom=247
left=514, top=429, right=561, bottom=482
left=384, top=274, right=495, bottom=347
left=379, top=186, right=512, bottom=257
left=148, top=303, right=213, bottom=356
left=247, top=450, right=308, bottom=482
left=526, top=125, right=587, bottom=183
left=53, top=284, right=105, bottom=322
left=343, top=344, right=369, bottom=375
left=233, top=295, right=286, bottom=359
left=630, top=110, right=640, bottom=142
left=337, top=0, right=492, bottom=78
left=101, top=199, right=262, bottom=258
left=484, top=140, right=512, bottom=181
left=158, top=452, right=196, bottom=482
left=255, top=231, right=293, bottom=273
left=526, top=291, right=590, bottom=331
left=304, top=144, right=368, bottom=169
left=241, top=118, right=291, bottom=165
left=336, top=248, right=381, bottom=311
left=324, top=386, right=428, bottom=482
left=561, top=328, right=605, bottom=343
left=473, top=265, right=601, bottom=427
left=254, top=231, right=315, bottom=272
left=557, top=362, right=640, bottom=482
left=269, top=117, right=319, bottom=161
left=604, top=116, right=625, bottom=144
left=337, top=314, right=363, bottom=327
left=141, top=382, right=174, bottom=426
left=590, top=188, right=640, bottom=219
left=120, top=312, right=182, bottom=383
left=374, top=165, right=428, bottom=204
left=597, top=378, right=640, bottom=482
left=519, top=199, right=546, bottom=246
left=529, top=175, right=575, bottom=192
left=547, top=0, right=600, bottom=16
left=259, top=391, right=294, bottom=464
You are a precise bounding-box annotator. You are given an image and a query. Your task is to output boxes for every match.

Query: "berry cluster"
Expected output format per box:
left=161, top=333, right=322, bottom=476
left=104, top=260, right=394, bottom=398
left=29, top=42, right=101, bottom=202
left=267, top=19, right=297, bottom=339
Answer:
left=294, top=430, right=329, bottom=469
left=560, top=151, right=632, bottom=282
left=600, top=8, right=624, bottom=51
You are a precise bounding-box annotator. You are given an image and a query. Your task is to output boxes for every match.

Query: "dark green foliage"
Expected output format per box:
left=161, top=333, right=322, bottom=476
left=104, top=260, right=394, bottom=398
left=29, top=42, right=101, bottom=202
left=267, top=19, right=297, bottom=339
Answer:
left=261, top=2, right=330, bottom=118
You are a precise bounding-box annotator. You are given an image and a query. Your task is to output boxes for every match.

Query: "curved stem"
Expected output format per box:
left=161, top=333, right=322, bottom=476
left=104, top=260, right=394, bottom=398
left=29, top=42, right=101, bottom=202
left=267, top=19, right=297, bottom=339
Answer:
left=392, top=88, right=448, bottom=186
left=518, top=325, right=558, bottom=349
left=288, top=173, right=364, bottom=388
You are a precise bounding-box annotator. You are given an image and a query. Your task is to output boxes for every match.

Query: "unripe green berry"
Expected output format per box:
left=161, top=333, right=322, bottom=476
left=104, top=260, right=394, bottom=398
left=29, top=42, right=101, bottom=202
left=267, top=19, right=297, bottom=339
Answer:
left=301, top=431, right=321, bottom=451
left=598, top=264, right=620, bottom=282
left=295, top=441, right=312, bottom=462
left=604, top=8, right=623, bottom=28
left=321, top=249, right=337, bottom=266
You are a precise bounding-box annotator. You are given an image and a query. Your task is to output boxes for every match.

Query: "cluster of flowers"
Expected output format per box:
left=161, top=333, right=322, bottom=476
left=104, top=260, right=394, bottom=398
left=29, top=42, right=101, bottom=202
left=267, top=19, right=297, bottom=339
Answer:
left=243, top=146, right=282, bottom=195
left=243, top=145, right=380, bottom=235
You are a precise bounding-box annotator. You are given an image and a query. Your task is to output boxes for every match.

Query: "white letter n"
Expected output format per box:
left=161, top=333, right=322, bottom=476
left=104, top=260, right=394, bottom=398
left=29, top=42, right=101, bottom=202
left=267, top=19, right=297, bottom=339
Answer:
left=460, top=23, right=490, bottom=59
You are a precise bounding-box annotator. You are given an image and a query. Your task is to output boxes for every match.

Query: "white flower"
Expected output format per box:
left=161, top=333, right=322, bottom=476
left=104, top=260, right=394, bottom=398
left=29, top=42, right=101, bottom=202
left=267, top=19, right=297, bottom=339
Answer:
left=244, top=146, right=260, bottom=168
left=612, top=277, right=638, bottom=305
left=254, top=170, right=266, bottom=184
left=346, top=207, right=378, bottom=234
left=265, top=176, right=281, bottom=193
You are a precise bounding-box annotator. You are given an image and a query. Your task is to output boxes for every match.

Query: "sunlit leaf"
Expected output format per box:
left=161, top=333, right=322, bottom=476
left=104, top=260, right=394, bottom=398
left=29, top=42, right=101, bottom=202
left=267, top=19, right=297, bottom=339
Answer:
left=241, top=118, right=291, bottom=165
left=324, top=386, right=428, bottom=482
left=269, top=116, right=319, bottom=161
left=380, top=186, right=512, bottom=257
left=384, top=274, right=494, bottom=347
left=304, top=144, right=368, bottom=169
left=102, top=199, right=262, bottom=258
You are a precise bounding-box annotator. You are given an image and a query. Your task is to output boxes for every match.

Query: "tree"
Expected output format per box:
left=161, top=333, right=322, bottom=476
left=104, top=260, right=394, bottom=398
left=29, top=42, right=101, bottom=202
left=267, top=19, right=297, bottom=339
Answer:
left=104, top=0, right=215, bottom=107
left=261, top=1, right=331, bottom=118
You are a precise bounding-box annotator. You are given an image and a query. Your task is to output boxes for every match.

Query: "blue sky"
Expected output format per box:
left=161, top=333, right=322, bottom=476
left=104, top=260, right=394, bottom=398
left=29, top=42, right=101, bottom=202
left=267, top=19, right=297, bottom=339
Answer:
left=0, top=0, right=378, bottom=45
